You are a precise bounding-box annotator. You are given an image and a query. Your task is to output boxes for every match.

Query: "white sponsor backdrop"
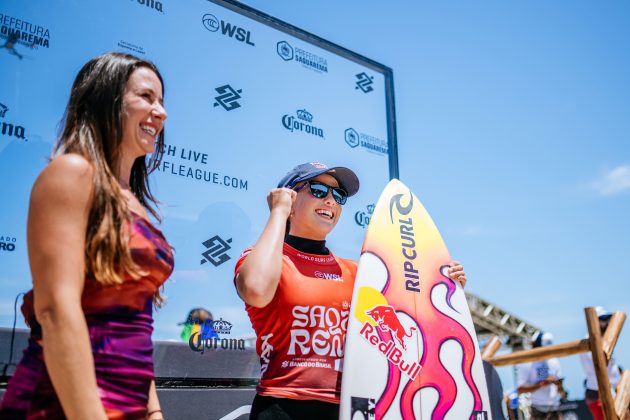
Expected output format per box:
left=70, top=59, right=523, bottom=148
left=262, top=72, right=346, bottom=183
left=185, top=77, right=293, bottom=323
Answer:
left=0, top=0, right=396, bottom=340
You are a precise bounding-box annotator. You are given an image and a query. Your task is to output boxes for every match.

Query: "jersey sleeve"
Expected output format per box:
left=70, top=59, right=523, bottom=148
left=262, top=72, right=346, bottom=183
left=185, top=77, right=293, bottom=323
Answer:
left=234, top=246, right=254, bottom=277
left=233, top=246, right=254, bottom=301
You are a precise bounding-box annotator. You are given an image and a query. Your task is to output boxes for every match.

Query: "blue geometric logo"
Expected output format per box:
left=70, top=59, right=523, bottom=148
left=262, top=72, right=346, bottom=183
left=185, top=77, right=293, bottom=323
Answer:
left=344, top=128, right=360, bottom=148
left=213, top=85, right=243, bottom=111
left=355, top=72, right=374, bottom=93
left=277, top=41, right=294, bottom=61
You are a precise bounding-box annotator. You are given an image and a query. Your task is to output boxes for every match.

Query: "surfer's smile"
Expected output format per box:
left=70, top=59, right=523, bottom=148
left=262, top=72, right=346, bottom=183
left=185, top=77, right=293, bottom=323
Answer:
left=288, top=174, right=343, bottom=239
left=315, top=209, right=334, bottom=219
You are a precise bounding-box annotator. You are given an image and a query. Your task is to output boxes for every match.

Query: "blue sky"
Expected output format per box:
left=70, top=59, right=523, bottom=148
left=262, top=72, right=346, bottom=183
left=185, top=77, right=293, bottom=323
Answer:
left=240, top=0, right=630, bottom=400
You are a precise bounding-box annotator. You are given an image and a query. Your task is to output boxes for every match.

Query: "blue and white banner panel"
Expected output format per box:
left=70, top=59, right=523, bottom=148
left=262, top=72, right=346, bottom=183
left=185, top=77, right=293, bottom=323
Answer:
left=0, top=0, right=397, bottom=346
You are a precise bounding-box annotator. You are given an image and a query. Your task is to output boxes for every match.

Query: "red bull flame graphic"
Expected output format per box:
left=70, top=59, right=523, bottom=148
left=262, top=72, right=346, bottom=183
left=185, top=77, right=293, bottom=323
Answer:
left=349, top=182, right=487, bottom=419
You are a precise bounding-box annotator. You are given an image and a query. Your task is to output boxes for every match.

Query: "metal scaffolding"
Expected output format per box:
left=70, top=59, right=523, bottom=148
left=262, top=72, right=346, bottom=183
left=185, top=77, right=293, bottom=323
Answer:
left=466, top=291, right=541, bottom=350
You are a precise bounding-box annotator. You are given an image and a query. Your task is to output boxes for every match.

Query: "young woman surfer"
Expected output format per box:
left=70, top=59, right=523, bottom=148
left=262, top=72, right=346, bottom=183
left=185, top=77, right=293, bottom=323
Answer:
left=235, top=162, right=467, bottom=420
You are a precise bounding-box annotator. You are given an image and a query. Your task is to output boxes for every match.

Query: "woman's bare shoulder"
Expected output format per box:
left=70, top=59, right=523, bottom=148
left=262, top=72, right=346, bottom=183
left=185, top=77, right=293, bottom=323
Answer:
left=31, top=153, right=95, bottom=210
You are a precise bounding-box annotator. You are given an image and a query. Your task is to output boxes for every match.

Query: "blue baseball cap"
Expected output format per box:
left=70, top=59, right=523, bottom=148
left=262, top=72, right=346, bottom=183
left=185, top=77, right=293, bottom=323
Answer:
left=277, top=162, right=360, bottom=196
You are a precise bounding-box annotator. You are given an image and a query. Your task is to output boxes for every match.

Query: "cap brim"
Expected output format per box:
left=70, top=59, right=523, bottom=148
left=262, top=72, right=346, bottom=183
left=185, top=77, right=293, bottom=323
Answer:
left=279, top=164, right=360, bottom=196
left=324, top=166, right=360, bottom=196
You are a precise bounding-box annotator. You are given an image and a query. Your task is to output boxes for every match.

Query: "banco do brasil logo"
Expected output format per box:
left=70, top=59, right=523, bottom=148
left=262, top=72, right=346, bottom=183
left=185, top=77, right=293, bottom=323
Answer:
left=201, top=13, right=255, bottom=46
left=282, top=109, right=324, bottom=139
left=355, top=72, right=374, bottom=93
left=200, top=235, right=232, bottom=266
left=0, top=102, right=27, bottom=142
left=213, top=85, right=242, bottom=111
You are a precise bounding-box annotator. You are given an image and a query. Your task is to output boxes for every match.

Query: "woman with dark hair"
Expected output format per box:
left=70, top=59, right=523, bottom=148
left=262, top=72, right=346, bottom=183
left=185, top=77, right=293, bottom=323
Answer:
left=235, top=162, right=467, bottom=419
left=0, top=52, right=173, bottom=419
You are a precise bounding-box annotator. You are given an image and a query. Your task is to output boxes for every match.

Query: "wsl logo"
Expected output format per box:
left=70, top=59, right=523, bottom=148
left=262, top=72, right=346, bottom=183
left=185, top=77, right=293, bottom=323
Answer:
left=200, top=235, right=232, bottom=266
left=355, top=204, right=375, bottom=228
left=276, top=40, right=328, bottom=73
left=201, top=13, right=255, bottom=46
left=0, top=236, right=16, bottom=252
left=130, top=0, right=163, bottom=13
left=282, top=109, right=324, bottom=139
left=0, top=103, right=27, bottom=142
left=355, top=72, right=375, bottom=93
left=213, top=85, right=242, bottom=111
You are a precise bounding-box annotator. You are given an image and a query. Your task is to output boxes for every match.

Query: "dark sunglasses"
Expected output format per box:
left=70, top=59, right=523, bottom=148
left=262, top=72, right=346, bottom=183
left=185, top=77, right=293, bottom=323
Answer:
left=294, top=181, right=348, bottom=205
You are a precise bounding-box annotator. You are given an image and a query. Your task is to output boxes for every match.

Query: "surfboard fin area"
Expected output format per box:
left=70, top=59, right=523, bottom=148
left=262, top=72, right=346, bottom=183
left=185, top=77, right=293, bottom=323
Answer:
left=340, top=179, right=492, bottom=420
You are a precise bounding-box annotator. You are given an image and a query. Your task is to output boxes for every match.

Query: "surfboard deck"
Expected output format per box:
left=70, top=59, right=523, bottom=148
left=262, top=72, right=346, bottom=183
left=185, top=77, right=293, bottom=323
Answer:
left=340, top=179, right=491, bottom=420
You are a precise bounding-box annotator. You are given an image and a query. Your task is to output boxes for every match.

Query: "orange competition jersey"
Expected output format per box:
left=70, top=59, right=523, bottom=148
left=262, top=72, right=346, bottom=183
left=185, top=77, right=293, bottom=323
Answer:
left=234, top=243, right=357, bottom=404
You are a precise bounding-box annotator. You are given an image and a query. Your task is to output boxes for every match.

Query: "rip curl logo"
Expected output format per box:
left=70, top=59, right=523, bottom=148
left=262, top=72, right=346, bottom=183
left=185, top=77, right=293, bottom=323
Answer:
left=0, top=102, right=27, bottom=142
left=213, top=84, right=242, bottom=111
left=200, top=235, right=232, bottom=266
left=355, top=72, right=374, bottom=93
left=389, top=189, right=421, bottom=293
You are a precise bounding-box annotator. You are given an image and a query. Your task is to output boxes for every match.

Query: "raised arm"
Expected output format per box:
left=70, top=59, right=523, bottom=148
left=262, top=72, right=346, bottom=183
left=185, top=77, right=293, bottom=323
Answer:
left=28, top=154, right=107, bottom=419
left=235, top=188, right=295, bottom=308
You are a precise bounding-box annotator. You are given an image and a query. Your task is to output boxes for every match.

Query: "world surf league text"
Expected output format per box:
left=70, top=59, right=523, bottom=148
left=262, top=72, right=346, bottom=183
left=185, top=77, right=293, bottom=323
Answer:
left=389, top=191, right=420, bottom=293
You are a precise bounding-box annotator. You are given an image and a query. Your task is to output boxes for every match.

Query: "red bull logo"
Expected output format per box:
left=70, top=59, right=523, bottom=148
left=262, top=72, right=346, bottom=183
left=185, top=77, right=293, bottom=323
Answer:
left=359, top=320, right=421, bottom=380
left=365, top=305, right=416, bottom=350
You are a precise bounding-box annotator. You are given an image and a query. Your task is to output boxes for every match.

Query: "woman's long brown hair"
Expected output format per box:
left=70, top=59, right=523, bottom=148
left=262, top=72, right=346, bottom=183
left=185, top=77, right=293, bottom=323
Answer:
left=53, top=52, right=166, bottom=304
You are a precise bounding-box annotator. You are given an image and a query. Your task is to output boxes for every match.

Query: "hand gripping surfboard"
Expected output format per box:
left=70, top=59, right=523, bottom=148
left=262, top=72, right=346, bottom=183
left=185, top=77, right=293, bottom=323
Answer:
left=340, top=179, right=491, bottom=420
